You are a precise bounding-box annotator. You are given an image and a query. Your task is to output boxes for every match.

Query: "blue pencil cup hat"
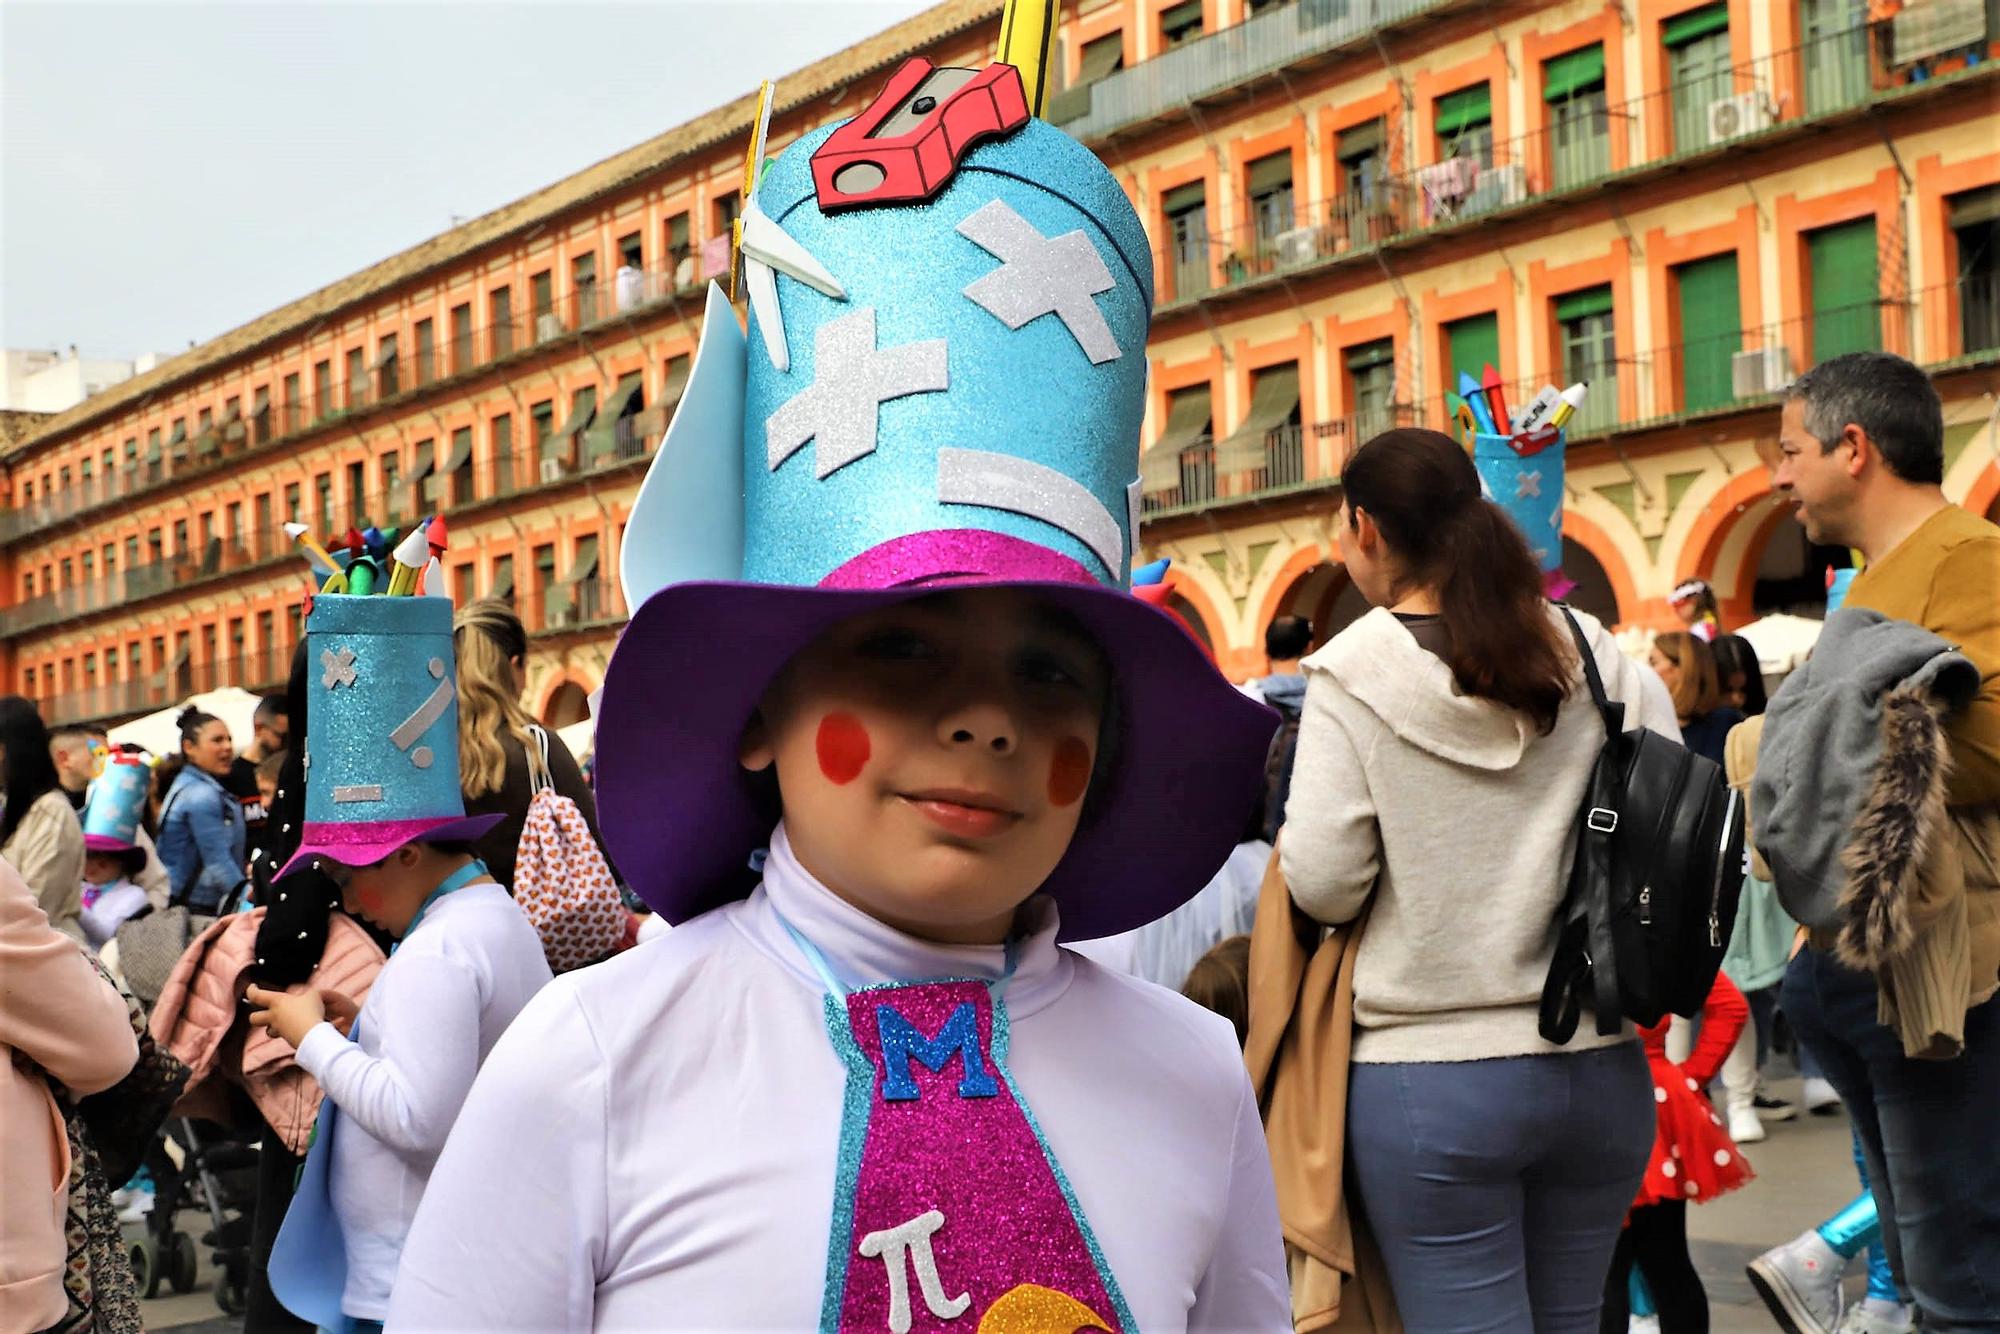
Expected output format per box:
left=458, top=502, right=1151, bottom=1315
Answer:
left=82, top=756, right=152, bottom=853
left=597, top=59, right=1276, bottom=941
left=276, top=594, right=500, bottom=878
left=1474, top=430, right=1567, bottom=573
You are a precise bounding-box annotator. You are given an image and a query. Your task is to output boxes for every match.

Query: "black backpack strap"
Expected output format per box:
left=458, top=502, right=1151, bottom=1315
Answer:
left=1556, top=605, right=1621, bottom=737
left=1538, top=607, right=1631, bottom=1042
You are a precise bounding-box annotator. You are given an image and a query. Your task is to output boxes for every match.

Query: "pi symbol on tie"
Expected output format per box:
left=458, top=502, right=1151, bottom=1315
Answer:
left=388, top=658, right=453, bottom=769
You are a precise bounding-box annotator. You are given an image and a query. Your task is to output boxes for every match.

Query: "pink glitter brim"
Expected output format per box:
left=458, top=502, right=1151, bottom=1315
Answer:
left=83, top=834, right=139, bottom=854
left=817, top=529, right=1100, bottom=591
left=274, top=813, right=505, bottom=881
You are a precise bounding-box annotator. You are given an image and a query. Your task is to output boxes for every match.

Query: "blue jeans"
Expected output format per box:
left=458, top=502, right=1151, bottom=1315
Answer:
left=1782, top=948, right=2000, bottom=1329
left=1348, top=1043, right=1654, bottom=1333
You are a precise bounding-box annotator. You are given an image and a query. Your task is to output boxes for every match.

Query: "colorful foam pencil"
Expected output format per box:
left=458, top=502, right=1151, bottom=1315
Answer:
left=1482, top=364, right=1510, bottom=435
left=1546, top=382, right=1589, bottom=431
left=1457, top=371, right=1497, bottom=435
left=425, top=514, right=449, bottom=563
left=284, top=522, right=344, bottom=578
left=346, top=557, right=378, bottom=597
left=387, top=526, right=430, bottom=596
left=421, top=556, right=448, bottom=600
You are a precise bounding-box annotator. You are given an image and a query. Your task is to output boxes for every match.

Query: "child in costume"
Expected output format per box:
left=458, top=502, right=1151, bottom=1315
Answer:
left=1601, top=971, right=1756, bottom=1332
left=77, top=756, right=156, bottom=949
left=244, top=591, right=552, bottom=1334
left=389, top=47, right=1288, bottom=1334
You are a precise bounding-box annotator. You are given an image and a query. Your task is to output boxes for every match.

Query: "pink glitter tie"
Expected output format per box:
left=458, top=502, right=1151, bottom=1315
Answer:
left=811, top=970, right=1129, bottom=1333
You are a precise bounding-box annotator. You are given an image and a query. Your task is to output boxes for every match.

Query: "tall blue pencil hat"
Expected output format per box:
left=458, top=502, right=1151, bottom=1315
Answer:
left=596, top=55, right=1277, bottom=941
left=276, top=594, right=501, bottom=878
left=82, top=756, right=152, bottom=854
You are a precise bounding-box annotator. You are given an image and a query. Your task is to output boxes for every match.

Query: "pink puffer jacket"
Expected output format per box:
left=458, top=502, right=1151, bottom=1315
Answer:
left=148, top=909, right=384, bottom=1153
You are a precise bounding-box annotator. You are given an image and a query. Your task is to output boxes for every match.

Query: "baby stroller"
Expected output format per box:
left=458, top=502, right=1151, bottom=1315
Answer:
left=129, top=1116, right=260, bottom=1315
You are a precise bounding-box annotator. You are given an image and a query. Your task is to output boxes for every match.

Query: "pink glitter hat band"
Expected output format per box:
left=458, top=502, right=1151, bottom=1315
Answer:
left=83, top=833, right=140, bottom=854
left=274, top=813, right=504, bottom=882
left=816, top=530, right=1103, bottom=592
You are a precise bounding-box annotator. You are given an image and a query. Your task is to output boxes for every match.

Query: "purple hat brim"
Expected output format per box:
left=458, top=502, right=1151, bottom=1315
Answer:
left=83, top=834, right=140, bottom=854
left=594, top=579, right=1278, bottom=941
left=275, top=813, right=506, bottom=882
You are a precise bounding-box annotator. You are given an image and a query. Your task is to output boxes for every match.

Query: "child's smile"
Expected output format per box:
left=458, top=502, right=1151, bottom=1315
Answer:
left=741, top=588, right=1111, bottom=944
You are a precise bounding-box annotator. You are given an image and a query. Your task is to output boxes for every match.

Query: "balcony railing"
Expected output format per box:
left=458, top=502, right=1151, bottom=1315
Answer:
left=522, top=576, right=629, bottom=636
left=1053, top=0, right=1453, bottom=141
left=0, top=401, right=675, bottom=641
left=2, top=264, right=701, bottom=546
left=1140, top=277, right=1995, bottom=519
left=1153, top=18, right=1991, bottom=310
left=35, top=645, right=293, bottom=729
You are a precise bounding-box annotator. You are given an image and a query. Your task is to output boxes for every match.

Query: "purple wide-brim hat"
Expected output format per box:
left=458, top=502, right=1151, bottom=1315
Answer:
left=275, top=813, right=505, bottom=881
left=595, top=534, right=1278, bottom=943
left=83, top=833, right=140, bottom=854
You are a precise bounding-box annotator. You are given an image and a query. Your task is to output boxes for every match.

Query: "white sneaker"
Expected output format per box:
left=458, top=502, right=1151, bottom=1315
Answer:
left=1748, top=1231, right=1846, bottom=1334
left=1836, top=1300, right=1914, bottom=1334
left=1730, top=1105, right=1768, bottom=1143
left=1804, top=1076, right=1843, bottom=1115
left=116, top=1189, right=153, bottom=1225
left=1629, top=1316, right=1661, bottom=1333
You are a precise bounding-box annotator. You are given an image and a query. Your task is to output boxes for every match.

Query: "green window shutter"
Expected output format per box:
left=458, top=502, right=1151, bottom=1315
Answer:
left=1435, top=84, right=1493, bottom=137
left=1808, top=218, right=1881, bottom=359
left=1337, top=119, right=1385, bottom=160
left=1663, top=2, right=1730, bottom=46
left=1674, top=253, right=1741, bottom=414
left=1246, top=153, right=1293, bottom=196
left=1555, top=285, right=1614, bottom=322
left=1544, top=44, right=1607, bottom=102
left=1446, top=313, right=1501, bottom=385
left=1345, top=338, right=1395, bottom=371
left=1948, top=185, right=2000, bottom=229
left=1162, top=182, right=1206, bottom=215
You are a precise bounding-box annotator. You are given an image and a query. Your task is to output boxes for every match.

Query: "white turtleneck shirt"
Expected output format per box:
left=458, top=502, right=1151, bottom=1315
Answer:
left=386, top=824, right=1289, bottom=1331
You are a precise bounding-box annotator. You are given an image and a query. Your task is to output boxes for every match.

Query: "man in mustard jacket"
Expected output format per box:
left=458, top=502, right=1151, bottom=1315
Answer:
left=1769, top=350, right=2000, bottom=1330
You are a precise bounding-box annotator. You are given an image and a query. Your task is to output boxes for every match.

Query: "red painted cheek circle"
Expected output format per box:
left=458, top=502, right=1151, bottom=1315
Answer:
left=1047, top=736, right=1093, bottom=807
left=815, top=713, right=872, bottom=785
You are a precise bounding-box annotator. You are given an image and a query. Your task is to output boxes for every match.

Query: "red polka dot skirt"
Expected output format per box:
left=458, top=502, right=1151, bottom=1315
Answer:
left=1635, top=1055, right=1754, bottom=1209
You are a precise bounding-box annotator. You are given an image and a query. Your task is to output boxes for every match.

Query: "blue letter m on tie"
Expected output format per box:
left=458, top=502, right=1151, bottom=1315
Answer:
left=875, top=1002, right=1000, bottom=1101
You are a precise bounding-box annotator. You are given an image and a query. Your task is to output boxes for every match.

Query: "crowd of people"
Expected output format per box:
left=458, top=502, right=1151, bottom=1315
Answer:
left=2, top=45, right=1995, bottom=1334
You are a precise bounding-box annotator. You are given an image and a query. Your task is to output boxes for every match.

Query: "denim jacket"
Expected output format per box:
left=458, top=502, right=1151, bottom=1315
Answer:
left=157, top=765, right=246, bottom=912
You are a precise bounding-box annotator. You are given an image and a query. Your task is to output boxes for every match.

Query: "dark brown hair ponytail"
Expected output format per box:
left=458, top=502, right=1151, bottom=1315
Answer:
left=1342, top=428, right=1574, bottom=733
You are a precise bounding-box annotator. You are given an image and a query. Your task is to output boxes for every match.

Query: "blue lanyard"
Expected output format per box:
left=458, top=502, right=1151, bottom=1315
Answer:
left=392, top=859, right=488, bottom=955
left=775, top=912, right=1018, bottom=1001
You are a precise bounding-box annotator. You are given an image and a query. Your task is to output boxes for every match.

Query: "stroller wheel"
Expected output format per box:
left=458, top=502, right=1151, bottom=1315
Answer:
left=168, top=1230, right=199, bottom=1293
left=129, top=1235, right=162, bottom=1299
left=214, top=1264, right=248, bottom=1317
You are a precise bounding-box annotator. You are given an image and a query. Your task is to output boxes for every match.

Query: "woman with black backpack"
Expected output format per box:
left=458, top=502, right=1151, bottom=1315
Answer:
left=1278, top=429, right=1682, bottom=1332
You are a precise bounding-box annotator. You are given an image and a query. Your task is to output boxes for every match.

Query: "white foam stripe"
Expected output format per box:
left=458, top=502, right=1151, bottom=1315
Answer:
left=937, top=448, right=1123, bottom=578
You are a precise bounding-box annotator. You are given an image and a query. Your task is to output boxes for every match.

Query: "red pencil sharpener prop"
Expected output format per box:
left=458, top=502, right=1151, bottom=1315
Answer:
left=811, top=58, right=1031, bottom=212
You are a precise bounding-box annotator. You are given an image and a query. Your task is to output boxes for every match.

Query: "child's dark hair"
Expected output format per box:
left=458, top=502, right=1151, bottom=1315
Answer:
left=94, top=845, right=148, bottom=879
left=255, top=749, right=288, bottom=784
left=1181, top=935, right=1253, bottom=1047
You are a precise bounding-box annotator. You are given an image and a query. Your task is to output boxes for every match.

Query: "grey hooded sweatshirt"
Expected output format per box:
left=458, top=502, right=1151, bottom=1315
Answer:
left=1280, top=605, right=1680, bottom=1062
left=1752, top=607, right=1979, bottom=934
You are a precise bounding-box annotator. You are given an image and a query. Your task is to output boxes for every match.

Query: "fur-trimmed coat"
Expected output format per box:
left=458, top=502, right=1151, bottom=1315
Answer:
left=1754, top=608, right=1993, bottom=1057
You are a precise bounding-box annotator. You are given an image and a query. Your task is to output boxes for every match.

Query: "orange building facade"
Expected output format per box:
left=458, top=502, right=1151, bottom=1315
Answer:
left=4, top=0, right=1998, bottom=724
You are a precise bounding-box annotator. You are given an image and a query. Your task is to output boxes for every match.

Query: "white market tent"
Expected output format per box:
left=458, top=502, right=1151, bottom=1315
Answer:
left=1734, top=612, right=1825, bottom=679
left=107, top=687, right=266, bottom=759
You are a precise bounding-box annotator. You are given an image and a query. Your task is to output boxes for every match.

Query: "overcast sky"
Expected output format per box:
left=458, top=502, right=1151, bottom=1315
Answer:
left=1, top=1, right=935, bottom=361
